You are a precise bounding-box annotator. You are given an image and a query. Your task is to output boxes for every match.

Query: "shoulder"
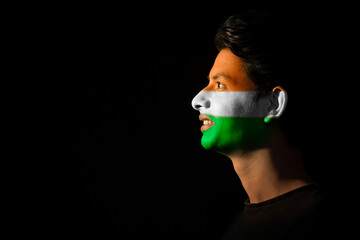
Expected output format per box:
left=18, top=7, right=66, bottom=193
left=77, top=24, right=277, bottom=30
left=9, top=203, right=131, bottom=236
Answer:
left=288, top=184, right=344, bottom=238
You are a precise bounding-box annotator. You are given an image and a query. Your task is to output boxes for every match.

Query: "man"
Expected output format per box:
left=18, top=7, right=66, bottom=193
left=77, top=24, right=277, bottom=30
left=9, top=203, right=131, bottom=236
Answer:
left=191, top=10, right=334, bottom=239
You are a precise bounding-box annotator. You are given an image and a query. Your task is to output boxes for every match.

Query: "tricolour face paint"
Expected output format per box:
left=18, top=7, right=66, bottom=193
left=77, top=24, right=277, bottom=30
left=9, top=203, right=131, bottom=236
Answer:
left=191, top=49, right=271, bottom=154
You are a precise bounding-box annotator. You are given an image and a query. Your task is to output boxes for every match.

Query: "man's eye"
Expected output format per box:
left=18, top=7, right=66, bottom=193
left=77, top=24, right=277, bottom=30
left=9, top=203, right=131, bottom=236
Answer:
left=217, top=82, right=225, bottom=89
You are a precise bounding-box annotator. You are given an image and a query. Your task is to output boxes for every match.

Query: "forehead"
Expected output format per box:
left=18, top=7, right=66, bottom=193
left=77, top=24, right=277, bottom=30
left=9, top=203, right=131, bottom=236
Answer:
left=210, top=49, right=257, bottom=91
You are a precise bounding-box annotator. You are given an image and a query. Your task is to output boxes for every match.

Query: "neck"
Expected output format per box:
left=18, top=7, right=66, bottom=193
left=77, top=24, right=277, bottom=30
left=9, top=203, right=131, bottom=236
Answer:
left=227, top=131, right=312, bottom=204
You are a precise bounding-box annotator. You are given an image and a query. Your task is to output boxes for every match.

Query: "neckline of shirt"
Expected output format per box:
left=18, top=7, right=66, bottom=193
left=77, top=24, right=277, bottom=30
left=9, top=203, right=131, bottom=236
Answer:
left=244, top=183, right=320, bottom=209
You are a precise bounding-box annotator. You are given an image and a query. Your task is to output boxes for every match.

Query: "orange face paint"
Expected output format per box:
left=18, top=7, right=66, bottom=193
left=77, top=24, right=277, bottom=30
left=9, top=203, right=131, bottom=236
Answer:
left=203, top=48, right=258, bottom=92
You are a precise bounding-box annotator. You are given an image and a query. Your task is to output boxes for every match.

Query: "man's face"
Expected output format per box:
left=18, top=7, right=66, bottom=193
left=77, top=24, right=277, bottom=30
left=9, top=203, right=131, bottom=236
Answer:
left=191, top=49, right=270, bottom=154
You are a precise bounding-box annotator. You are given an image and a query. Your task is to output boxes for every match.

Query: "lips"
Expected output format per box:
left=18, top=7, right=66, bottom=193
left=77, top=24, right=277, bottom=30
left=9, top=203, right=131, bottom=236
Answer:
left=199, top=114, right=215, bottom=131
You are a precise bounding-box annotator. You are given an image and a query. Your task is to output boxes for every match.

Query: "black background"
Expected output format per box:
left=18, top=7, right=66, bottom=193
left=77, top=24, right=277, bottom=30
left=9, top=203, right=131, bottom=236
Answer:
left=55, top=2, right=355, bottom=239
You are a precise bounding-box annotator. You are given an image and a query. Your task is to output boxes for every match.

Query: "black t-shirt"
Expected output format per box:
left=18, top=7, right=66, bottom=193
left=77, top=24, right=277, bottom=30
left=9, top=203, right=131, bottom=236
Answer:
left=221, top=184, right=339, bottom=239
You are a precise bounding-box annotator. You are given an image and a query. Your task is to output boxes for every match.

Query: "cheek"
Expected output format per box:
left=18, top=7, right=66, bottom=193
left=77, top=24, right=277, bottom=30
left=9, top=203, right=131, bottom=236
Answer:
left=211, top=97, right=239, bottom=116
left=233, top=95, right=261, bottom=116
left=230, top=98, right=248, bottom=115
left=207, top=92, right=262, bottom=117
left=215, top=97, right=250, bottom=116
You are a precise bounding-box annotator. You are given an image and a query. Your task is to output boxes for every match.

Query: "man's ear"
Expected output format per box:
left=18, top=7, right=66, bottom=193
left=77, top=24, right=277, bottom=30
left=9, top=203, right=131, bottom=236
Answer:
left=264, top=86, right=288, bottom=122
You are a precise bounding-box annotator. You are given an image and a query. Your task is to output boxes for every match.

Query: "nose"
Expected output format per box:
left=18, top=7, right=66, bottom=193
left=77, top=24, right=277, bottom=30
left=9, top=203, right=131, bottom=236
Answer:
left=191, top=91, right=210, bottom=112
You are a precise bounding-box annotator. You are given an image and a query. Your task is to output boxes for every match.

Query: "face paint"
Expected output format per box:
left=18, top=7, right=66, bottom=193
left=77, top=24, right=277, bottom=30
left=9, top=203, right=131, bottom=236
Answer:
left=192, top=91, right=270, bottom=154
left=191, top=49, right=271, bottom=154
left=201, top=116, right=268, bottom=153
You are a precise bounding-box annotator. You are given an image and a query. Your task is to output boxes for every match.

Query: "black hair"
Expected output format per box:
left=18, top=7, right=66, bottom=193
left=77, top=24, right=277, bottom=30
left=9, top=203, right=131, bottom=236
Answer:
left=214, top=9, right=291, bottom=93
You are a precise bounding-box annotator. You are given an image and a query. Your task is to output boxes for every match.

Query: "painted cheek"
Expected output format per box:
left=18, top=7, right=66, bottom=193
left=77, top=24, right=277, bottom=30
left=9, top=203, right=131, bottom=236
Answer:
left=232, top=94, right=258, bottom=117
left=218, top=96, right=245, bottom=117
left=228, top=98, right=242, bottom=115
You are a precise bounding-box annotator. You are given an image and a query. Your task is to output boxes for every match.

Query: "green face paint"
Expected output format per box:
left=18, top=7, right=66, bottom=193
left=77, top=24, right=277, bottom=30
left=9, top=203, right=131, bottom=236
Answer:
left=201, top=115, right=270, bottom=154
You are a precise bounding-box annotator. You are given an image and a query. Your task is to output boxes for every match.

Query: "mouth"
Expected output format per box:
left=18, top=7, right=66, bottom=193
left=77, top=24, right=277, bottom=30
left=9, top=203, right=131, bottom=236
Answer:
left=199, top=114, right=215, bottom=131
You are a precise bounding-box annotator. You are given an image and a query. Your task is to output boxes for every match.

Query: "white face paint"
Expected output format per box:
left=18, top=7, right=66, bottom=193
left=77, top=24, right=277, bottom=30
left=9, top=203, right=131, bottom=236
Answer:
left=192, top=91, right=265, bottom=118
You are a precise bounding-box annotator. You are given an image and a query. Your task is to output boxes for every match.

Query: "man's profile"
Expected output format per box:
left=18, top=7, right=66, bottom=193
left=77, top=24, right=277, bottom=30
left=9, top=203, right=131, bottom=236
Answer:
left=191, top=9, right=333, bottom=239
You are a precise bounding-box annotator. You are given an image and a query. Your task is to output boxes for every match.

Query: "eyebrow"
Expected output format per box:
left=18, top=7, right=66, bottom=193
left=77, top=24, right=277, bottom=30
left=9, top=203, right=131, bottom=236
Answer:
left=207, top=73, right=232, bottom=80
